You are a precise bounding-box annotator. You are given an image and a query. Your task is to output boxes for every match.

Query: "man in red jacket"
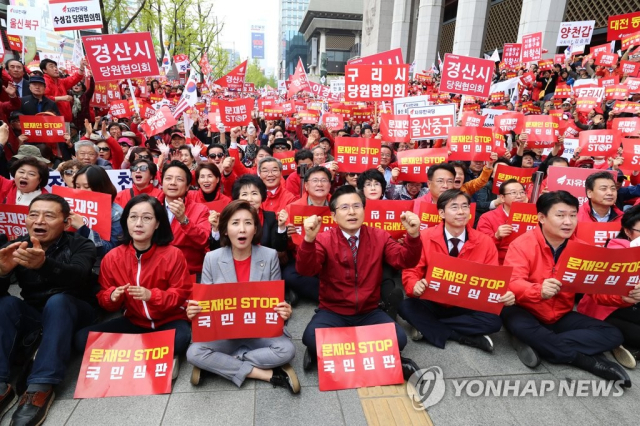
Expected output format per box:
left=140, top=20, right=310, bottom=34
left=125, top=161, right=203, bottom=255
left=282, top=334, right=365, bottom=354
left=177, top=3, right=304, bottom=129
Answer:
left=577, top=171, right=623, bottom=223
left=503, top=190, right=640, bottom=387
left=40, top=58, right=87, bottom=123
left=400, top=190, right=515, bottom=352
left=297, top=185, right=422, bottom=379
left=258, top=157, right=297, bottom=213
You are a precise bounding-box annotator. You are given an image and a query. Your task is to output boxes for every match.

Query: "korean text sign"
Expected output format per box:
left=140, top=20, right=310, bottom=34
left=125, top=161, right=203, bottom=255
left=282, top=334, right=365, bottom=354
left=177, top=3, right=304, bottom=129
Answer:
left=52, top=186, right=112, bottom=240
left=608, top=12, right=640, bottom=41
left=419, top=202, right=476, bottom=231
left=139, top=106, right=177, bottom=137
left=82, top=32, right=160, bottom=82
left=408, top=104, right=456, bottom=140
left=0, top=204, right=28, bottom=240
left=622, top=138, right=640, bottom=171
left=379, top=114, right=410, bottom=143
left=363, top=200, right=414, bottom=240
left=503, top=203, right=539, bottom=244
left=273, top=151, right=296, bottom=176
left=191, top=281, right=284, bottom=342
left=575, top=222, right=621, bottom=247
left=334, top=137, right=381, bottom=173
left=74, top=330, right=174, bottom=398
left=424, top=252, right=512, bottom=314
left=492, top=164, right=538, bottom=195
left=440, top=54, right=494, bottom=97
left=317, top=323, right=403, bottom=391
left=521, top=32, right=543, bottom=62
left=578, top=130, right=621, bottom=157
left=344, top=64, right=409, bottom=102
left=218, top=98, right=253, bottom=127
left=556, top=21, right=595, bottom=46
left=522, top=115, right=560, bottom=147
left=49, top=0, right=103, bottom=31
left=396, top=148, right=448, bottom=182
left=557, top=241, right=640, bottom=295
left=547, top=167, right=617, bottom=207
left=447, top=127, right=493, bottom=161
left=289, top=205, right=336, bottom=245
left=7, top=5, right=40, bottom=37
left=19, top=116, right=65, bottom=143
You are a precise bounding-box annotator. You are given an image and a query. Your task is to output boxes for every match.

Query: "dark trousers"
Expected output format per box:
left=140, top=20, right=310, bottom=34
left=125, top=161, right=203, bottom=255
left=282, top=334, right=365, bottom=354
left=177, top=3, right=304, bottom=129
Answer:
left=0, top=294, right=97, bottom=385
left=501, top=305, right=623, bottom=364
left=302, top=308, right=407, bottom=355
left=605, top=305, right=640, bottom=349
left=283, top=258, right=319, bottom=302
left=75, top=316, right=192, bottom=356
left=398, top=298, right=502, bottom=349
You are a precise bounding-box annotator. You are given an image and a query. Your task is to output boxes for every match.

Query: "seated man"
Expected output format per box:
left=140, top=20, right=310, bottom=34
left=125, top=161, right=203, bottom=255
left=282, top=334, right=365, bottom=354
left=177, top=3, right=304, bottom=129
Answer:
left=502, top=190, right=639, bottom=387
left=297, top=185, right=422, bottom=378
left=399, top=189, right=514, bottom=352
left=578, top=171, right=623, bottom=223
left=0, top=194, right=97, bottom=425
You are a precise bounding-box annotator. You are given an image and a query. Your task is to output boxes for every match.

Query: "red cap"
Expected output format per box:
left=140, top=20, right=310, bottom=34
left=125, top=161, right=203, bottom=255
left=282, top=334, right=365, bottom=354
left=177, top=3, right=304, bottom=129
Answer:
left=171, top=132, right=185, bottom=139
left=594, top=107, right=604, bottom=115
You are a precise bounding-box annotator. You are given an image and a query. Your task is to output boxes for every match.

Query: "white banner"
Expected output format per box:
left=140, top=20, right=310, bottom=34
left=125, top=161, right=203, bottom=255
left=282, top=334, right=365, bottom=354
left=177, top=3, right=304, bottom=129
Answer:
left=49, top=0, right=103, bottom=32
left=330, top=78, right=345, bottom=94
left=393, top=95, right=433, bottom=115
left=480, top=109, right=510, bottom=128
left=543, top=138, right=579, bottom=161
left=575, top=86, right=605, bottom=103
left=44, top=170, right=132, bottom=193
left=7, top=5, right=41, bottom=37
left=556, top=21, right=595, bottom=47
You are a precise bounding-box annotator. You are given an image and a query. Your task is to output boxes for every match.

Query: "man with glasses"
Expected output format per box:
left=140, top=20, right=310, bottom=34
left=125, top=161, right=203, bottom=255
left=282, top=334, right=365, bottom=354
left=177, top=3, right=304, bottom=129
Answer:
left=399, top=189, right=515, bottom=353
left=297, top=185, right=423, bottom=378
left=258, top=157, right=297, bottom=213
left=409, top=163, right=457, bottom=211
left=477, top=179, right=528, bottom=265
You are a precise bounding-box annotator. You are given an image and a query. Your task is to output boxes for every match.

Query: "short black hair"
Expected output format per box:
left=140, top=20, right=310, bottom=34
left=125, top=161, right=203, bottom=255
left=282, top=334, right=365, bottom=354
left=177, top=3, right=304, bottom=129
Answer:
left=257, top=145, right=273, bottom=157
left=4, top=59, right=22, bottom=69
left=427, top=163, right=456, bottom=181
left=232, top=174, right=267, bottom=202
left=536, top=190, right=579, bottom=216
left=449, top=161, right=468, bottom=175
left=329, top=185, right=366, bottom=213
left=304, top=165, right=331, bottom=183
left=618, top=204, right=640, bottom=239
left=131, top=158, right=158, bottom=177
left=120, top=194, right=174, bottom=246
left=499, top=179, right=525, bottom=196
left=30, top=194, right=70, bottom=219
left=10, top=157, right=50, bottom=190
left=162, top=160, right=192, bottom=186
left=437, top=189, right=471, bottom=211
left=585, top=171, right=616, bottom=192
left=547, top=156, right=569, bottom=167
left=74, top=165, right=117, bottom=202
left=356, top=169, right=387, bottom=196
left=219, top=200, right=262, bottom=247
left=522, top=150, right=537, bottom=160
left=295, top=149, right=314, bottom=164
left=207, top=143, right=226, bottom=155
left=39, top=58, right=57, bottom=71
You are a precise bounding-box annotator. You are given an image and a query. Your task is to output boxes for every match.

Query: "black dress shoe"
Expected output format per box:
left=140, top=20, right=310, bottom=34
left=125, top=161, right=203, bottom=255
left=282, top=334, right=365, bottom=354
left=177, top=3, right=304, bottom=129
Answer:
left=458, top=335, right=494, bottom=353
left=401, top=356, right=419, bottom=381
left=10, top=389, right=55, bottom=426
left=285, top=289, right=299, bottom=307
left=303, top=348, right=316, bottom=371
left=510, top=335, right=541, bottom=368
left=0, top=385, right=17, bottom=421
left=580, top=355, right=632, bottom=388
left=270, top=364, right=301, bottom=394
left=381, top=288, right=404, bottom=321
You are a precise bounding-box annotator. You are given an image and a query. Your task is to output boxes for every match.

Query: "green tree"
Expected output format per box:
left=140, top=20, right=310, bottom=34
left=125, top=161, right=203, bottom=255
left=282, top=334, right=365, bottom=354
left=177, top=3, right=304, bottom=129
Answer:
left=244, top=59, right=275, bottom=88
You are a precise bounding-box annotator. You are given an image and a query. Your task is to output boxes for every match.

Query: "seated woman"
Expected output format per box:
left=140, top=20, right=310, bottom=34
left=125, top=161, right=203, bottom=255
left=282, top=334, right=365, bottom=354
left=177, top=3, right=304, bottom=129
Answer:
left=187, top=163, right=231, bottom=205
left=186, top=200, right=299, bottom=393
left=0, top=156, right=49, bottom=205
left=75, top=194, right=192, bottom=379
left=114, top=159, right=162, bottom=207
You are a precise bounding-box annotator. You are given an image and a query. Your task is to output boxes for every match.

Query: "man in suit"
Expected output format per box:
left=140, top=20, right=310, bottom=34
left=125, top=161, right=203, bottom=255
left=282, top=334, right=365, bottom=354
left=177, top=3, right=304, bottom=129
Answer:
left=19, top=76, right=59, bottom=116
left=2, top=59, right=31, bottom=99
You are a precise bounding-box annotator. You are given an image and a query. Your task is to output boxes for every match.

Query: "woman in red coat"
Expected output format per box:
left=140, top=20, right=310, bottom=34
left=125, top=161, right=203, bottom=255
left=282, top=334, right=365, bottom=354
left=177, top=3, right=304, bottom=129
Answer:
left=0, top=156, right=49, bottom=205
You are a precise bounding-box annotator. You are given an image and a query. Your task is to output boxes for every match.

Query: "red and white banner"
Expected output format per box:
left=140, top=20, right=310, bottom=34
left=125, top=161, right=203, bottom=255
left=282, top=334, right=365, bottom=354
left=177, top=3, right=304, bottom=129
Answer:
left=273, top=151, right=296, bottom=176
left=317, top=323, right=403, bottom=391
left=218, top=98, right=253, bottom=127
left=575, top=222, right=621, bottom=247
left=622, top=138, right=640, bottom=171
left=0, top=204, right=28, bottom=240
left=172, top=54, right=190, bottom=74
left=503, top=202, right=539, bottom=244
left=344, top=64, right=408, bottom=102
left=613, top=118, right=640, bottom=136
left=447, top=126, right=493, bottom=161
left=109, top=99, right=131, bottom=118
left=7, top=5, right=41, bottom=37
left=492, top=164, right=537, bottom=195
left=460, top=112, right=486, bottom=127
left=347, top=48, right=404, bottom=66
left=214, top=60, right=247, bottom=90
left=396, top=148, right=448, bottom=182
left=608, top=12, right=640, bottom=41
left=575, top=97, right=600, bottom=113
left=521, top=32, right=543, bottom=62
left=289, top=205, right=336, bottom=245
left=494, top=112, right=525, bottom=134
left=575, top=85, right=605, bottom=102
left=287, top=58, right=311, bottom=98
left=49, top=0, right=103, bottom=31
left=611, top=101, right=640, bottom=114
left=578, top=130, right=621, bottom=157
left=418, top=202, right=476, bottom=231
left=556, top=21, right=595, bottom=46
left=522, top=115, right=560, bottom=147
left=620, top=60, right=640, bottom=77
left=502, top=43, right=522, bottom=69
left=595, top=52, right=619, bottom=67
left=19, top=116, right=65, bottom=143
left=605, top=84, right=630, bottom=101
left=139, top=106, right=177, bottom=137
left=379, top=114, right=410, bottom=143
left=322, top=113, right=344, bottom=132
left=6, top=34, right=23, bottom=51
left=622, top=31, right=640, bottom=50
left=440, top=54, right=494, bottom=97
left=363, top=200, right=415, bottom=240
left=74, top=330, right=174, bottom=398
left=334, top=137, right=381, bottom=173
left=408, top=104, right=456, bottom=140
left=52, top=186, right=112, bottom=240
left=547, top=167, right=617, bottom=207
left=553, top=83, right=572, bottom=99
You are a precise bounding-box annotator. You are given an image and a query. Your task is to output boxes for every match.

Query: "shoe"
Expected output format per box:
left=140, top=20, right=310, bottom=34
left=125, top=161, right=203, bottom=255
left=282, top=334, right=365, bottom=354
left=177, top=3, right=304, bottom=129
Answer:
left=613, top=346, right=637, bottom=370
left=269, top=364, right=300, bottom=394
left=190, top=366, right=201, bottom=386
left=0, top=385, right=17, bottom=421
left=303, top=348, right=316, bottom=371
left=458, top=335, right=494, bottom=353
left=401, top=356, right=419, bottom=381
left=10, top=389, right=55, bottom=426
left=582, top=355, right=632, bottom=388
left=409, top=326, right=423, bottom=342
left=382, top=288, right=404, bottom=322
left=285, top=289, right=299, bottom=307
left=172, top=357, right=179, bottom=381
left=510, top=335, right=541, bottom=368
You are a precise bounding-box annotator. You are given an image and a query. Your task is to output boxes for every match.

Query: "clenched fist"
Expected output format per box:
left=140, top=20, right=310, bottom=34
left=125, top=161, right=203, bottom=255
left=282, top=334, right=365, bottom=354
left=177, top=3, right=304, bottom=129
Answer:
left=303, top=215, right=321, bottom=243
left=400, top=211, right=420, bottom=238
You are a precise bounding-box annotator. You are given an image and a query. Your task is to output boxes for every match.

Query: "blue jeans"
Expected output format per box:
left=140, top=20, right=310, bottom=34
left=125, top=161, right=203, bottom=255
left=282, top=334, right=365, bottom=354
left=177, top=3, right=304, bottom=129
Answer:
left=0, top=294, right=97, bottom=385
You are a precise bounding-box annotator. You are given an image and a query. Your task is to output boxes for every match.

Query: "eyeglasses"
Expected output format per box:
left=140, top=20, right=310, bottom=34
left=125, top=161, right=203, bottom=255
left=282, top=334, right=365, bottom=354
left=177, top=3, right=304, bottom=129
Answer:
left=632, top=228, right=640, bottom=233
left=336, top=203, right=363, bottom=212
left=260, top=169, right=280, bottom=176
left=209, top=153, right=225, bottom=159
left=447, top=204, right=471, bottom=212
left=433, top=179, right=455, bottom=185
left=364, top=181, right=381, bottom=188
left=63, top=169, right=77, bottom=176
left=127, top=215, right=155, bottom=224
left=346, top=173, right=359, bottom=177
left=98, top=147, right=111, bottom=152
left=380, top=153, right=392, bottom=158
left=130, top=165, right=150, bottom=172
left=273, top=145, right=288, bottom=150
left=308, top=178, right=330, bottom=185
left=137, top=155, right=151, bottom=160
left=504, top=191, right=526, bottom=197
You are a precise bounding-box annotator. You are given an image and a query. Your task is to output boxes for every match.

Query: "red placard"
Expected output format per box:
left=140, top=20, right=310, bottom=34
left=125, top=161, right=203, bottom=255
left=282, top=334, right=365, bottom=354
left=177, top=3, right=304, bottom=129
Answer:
left=439, top=54, right=494, bottom=97
left=575, top=222, right=622, bottom=247
left=519, top=72, right=535, bottom=87
left=503, top=202, right=538, bottom=245
left=351, top=107, right=374, bottom=123
left=202, top=200, right=227, bottom=214
left=257, top=97, right=275, bottom=112
left=460, top=112, right=486, bottom=127
left=329, top=103, right=354, bottom=119
left=191, top=281, right=284, bottom=342
left=109, top=99, right=131, bottom=118
left=379, top=114, right=410, bottom=143
left=322, top=113, right=344, bottom=132
left=538, top=59, right=553, bottom=71
left=605, top=84, right=630, bottom=101
left=52, top=186, right=112, bottom=240
left=298, top=110, right=319, bottom=124
left=316, top=323, right=403, bottom=391
left=611, top=101, right=640, bottom=114
left=396, top=148, right=447, bottom=182
left=595, top=53, right=619, bottom=67
left=273, top=151, right=296, bottom=176
left=363, top=200, right=414, bottom=240
left=344, top=64, right=408, bottom=102
left=622, top=138, right=640, bottom=171
left=522, top=115, right=559, bottom=147
left=74, top=330, right=174, bottom=398
left=218, top=98, right=253, bottom=127
left=90, top=82, right=108, bottom=108
left=547, top=167, right=617, bottom=207
left=139, top=106, right=177, bottom=137
left=575, top=97, right=599, bottom=113
left=557, top=241, right=640, bottom=295
left=7, top=34, right=23, bottom=51
left=503, top=43, right=522, bottom=68
left=289, top=205, right=336, bottom=245
left=214, top=60, right=247, bottom=90
left=554, top=54, right=565, bottom=65
left=347, top=48, right=404, bottom=65
left=613, top=118, right=640, bottom=136
left=19, top=116, right=66, bottom=143
left=521, top=32, right=542, bottom=62
left=620, top=60, right=640, bottom=77
left=600, top=75, right=620, bottom=87
left=334, top=137, right=381, bottom=173
left=553, top=83, right=572, bottom=99
left=494, top=112, right=524, bottom=134
left=82, top=32, right=159, bottom=83
left=243, top=82, right=255, bottom=93
left=521, top=101, right=541, bottom=115
left=0, top=204, right=28, bottom=240
left=447, top=126, right=493, bottom=161
left=492, top=164, right=538, bottom=195
left=548, top=109, right=563, bottom=120
left=622, top=31, right=640, bottom=50
left=418, top=202, right=476, bottom=231
left=578, top=130, right=621, bottom=157
left=423, top=252, right=512, bottom=314
left=608, top=12, right=640, bottom=41
left=263, top=106, right=284, bottom=121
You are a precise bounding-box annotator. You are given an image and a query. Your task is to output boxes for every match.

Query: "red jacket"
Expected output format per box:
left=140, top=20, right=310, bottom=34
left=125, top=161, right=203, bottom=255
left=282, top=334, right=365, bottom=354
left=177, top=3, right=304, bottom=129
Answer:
left=476, top=206, right=511, bottom=265
left=577, top=200, right=622, bottom=223
left=97, top=243, right=191, bottom=328
left=114, top=184, right=163, bottom=208
left=158, top=193, right=211, bottom=274
left=0, top=176, right=48, bottom=204
left=403, top=223, right=499, bottom=297
left=44, top=72, right=84, bottom=122
left=296, top=225, right=422, bottom=315
left=504, top=226, right=628, bottom=324
left=263, top=184, right=298, bottom=213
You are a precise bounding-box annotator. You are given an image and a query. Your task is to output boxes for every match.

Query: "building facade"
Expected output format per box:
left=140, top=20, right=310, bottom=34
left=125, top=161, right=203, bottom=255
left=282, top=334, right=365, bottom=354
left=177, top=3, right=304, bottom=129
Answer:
left=279, top=0, right=311, bottom=79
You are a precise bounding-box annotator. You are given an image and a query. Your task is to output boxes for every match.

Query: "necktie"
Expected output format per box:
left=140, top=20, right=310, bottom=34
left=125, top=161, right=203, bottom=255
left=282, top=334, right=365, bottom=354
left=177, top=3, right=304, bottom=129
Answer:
left=348, top=236, right=358, bottom=264
left=449, top=237, right=461, bottom=257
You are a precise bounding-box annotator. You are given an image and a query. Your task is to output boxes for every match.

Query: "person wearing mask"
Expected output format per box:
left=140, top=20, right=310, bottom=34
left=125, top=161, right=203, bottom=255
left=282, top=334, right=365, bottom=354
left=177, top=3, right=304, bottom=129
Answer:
left=40, top=58, right=87, bottom=123
left=115, top=159, right=162, bottom=207
left=578, top=171, right=623, bottom=223
left=0, top=155, right=49, bottom=205
left=19, top=76, right=59, bottom=116
left=258, top=157, right=297, bottom=213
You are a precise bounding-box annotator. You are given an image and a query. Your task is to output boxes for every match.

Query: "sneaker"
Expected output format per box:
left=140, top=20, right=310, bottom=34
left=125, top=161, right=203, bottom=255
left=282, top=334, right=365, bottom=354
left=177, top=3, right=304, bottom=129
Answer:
left=0, top=385, right=17, bottom=422
left=510, top=335, right=541, bottom=368
left=409, top=326, right=423, bottom=342
left=172, top=357, right=179, bottom=381
left=613, top=346, right=637, bottom=370
left=10, top=389, right=55, bottom=426
left=458, top=335, right=494, bottom=353
left=190, top=366, right=201, bottom=386
left=270, top=364, right=300, bottom=394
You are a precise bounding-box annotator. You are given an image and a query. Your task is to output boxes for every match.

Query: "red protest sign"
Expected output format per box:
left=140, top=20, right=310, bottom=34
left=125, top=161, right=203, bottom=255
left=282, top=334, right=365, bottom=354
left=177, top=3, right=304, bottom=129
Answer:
left=109, top=99, right=131, bottom=118
left=605, top=84, right=630, bottom=101
left=139, top=106, right=177, bottom=137
left=344, top=64, right=408, bottom=102
left=622, top=31, right=640, bottom=50
left=548, top=109, right=564, bottom=120
left=620, top=60, right=640, bottom=77
left=601, top=76, right=620, bottom=88
left=460, top=112, right=486, bottom=127
left=578, top=130, right=621, bottom=157
left=423, top=252, right=512, bottom=314
left=613, top=118, right=640, bottom=136
left=418, top=202, right=476, bottom=231
left=214, top=60, right=247, bottom=90
left=503, top=43, right=522, bottom=68
left=363, top=200, right=414, bottom=240
left=439, top=54, right=494, bottom=97
left=595, top=53, right=619, bottom=67
left=90, top=82, right=108, bottom=108
left=522, top=115, right=559, bottom=147
left=447, top=126, right=493, bottom=161
left=554, top=54, right=565, bottom=65
left=298, top=110, right=319, bottom=124
left=317, top=323, right=403, bottom=391
left=52, top=186, right=112, bottom=240
left=538, top=59, right=553, bottom=71
left=396, top=148, right=447, bottom=182
left=289, top=205, right=336, bottom=245
left=379, top=114, right=410, bottom=143
left=288, top=58, right=311, bottom=98
left=0, top=204, right=28, bottom=240
left=503, top=202, right=539, bottom=245
left=575, top=222, right=621, bottom=247
left=322, top=113, right=344, bottom=132
left=243, top=82, right=255, bottom=93
left=82, top=32, right=159, bottom=83
left=263, top=106, right=284, bottom=121
left=575, top=97, right=599, bottom=113
left=553, top=83, right=572, bottom=99
left=611, top=101, right=640, bottom=114
left=191, top=281, right=284, bottom=342
left=347, top=48, right=404, bottom=65
left=521, top=32, right=543, bottom=62
left=608, top=12, right=640, bottom=41
left=202, top=200, right=227, bottom=214
left=74, top=330, right=174, bottom=398
left=547, top=167, right=617, bottom=207
left=557, top=241, right=640, bottom=295
left=7, top=34, right=22, bottom=51
left=492, top=164, right=538, bottom=195
left=329, top=103, right=354, bottom=119
left=494, top=112, right=524, bottom=134
left=622, top=138, right=640, bottom=171
left=351, top=107, right=374, bottom=123
left=334, top=137, right=381, bottom=173
left=273, top=151, right=296, bottom=176
left=19, top=115, right=66, bottom=143
left=218, top=98, right=253, bottom=127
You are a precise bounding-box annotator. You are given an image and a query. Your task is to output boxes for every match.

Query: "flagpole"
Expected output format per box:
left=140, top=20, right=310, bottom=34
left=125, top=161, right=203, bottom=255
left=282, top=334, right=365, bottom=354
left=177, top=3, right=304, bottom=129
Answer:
left=128, top=79, right=140, bottom=115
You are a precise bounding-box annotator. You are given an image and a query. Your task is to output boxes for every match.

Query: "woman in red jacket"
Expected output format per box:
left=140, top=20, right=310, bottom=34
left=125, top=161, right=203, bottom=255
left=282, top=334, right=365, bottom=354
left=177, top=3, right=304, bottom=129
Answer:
left=0, top=156, right=49, bottom=205
left=74, top=194, right=192, bottom=376
left=186, top=163, right=230, bottom=206
left=114, top=159, right=162, bottom=208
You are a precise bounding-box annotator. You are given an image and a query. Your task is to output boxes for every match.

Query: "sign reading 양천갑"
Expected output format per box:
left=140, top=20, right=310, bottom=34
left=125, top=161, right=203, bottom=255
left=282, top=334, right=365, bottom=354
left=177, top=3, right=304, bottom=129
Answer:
left=19, top=116, right=65, bottom=143
left=408, top=104, right=456, bottom=140
left=363, top=200, right=414, bottom=240
left=82, top=32, right=160, bottom=82
left=0, top=204, right=29, bottom=240
left=344, top=64, right=408, bottom=102
left=52, top=186, right=112, bottom=240
left=191, top=281, right=285, bottom=342
left=423, top=252, right=512, bottom=315
left=317, top=323, right=403, bottom=391
left=334, top=137, right=381, bottom=174
left=556, top=21, right=595, bottom=46
left=439, top=54, right=494, bottom=98
left=49, top=0, right=103, bottom=31
left=447, top=126, right=493, bottom=161
left=396, top=148, right=448, bottom=182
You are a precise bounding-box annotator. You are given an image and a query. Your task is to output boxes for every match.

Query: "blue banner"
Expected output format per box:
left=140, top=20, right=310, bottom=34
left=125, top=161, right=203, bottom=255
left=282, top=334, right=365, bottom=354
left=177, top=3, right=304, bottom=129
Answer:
left=252, top=32, right=264, bottom=59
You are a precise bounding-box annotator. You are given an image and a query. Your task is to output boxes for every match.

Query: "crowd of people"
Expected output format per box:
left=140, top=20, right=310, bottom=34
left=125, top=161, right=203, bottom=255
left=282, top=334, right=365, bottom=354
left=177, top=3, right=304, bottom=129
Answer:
left=0, top=28, right=639, bottom=425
